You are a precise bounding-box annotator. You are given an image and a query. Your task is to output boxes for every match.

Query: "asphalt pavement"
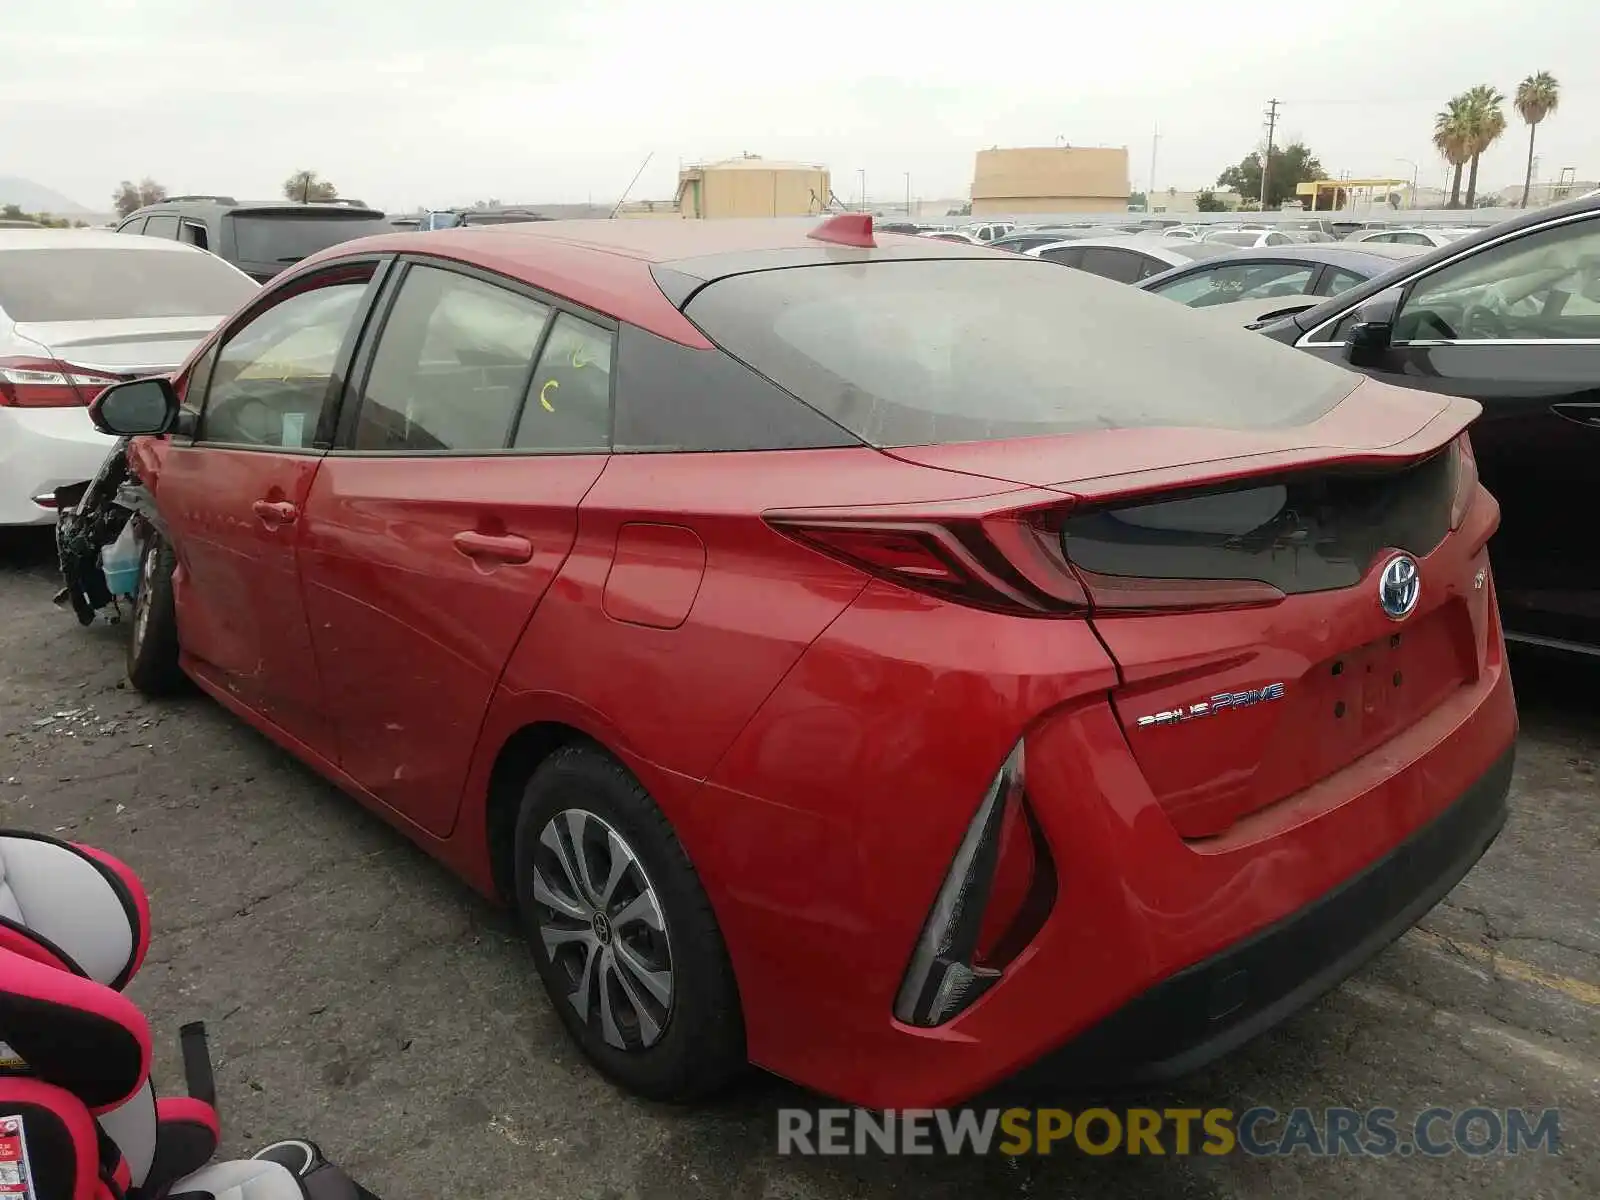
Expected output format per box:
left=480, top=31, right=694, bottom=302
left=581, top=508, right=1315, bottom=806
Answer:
left=1, top=526, right=1595, bottom=1199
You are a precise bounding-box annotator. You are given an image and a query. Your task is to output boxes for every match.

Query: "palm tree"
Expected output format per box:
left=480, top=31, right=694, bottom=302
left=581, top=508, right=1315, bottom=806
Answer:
left=1461, top=85, right=1506, bottom=208
left=1515, top=72, right=1560, bottom=207
left=1433, top=95, right=1473, bottom=208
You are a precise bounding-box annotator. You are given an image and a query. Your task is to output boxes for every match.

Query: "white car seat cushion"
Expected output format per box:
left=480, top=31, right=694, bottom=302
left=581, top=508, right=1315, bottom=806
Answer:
left=169, top=1158, right=309, bottom=1200
left=0, top=832, right=145, bottom=987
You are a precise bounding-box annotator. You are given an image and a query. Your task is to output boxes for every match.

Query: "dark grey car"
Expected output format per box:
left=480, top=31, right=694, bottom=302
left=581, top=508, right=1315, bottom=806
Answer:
left=1138, top=242, right=1428, bottom=311
left=116, top=197, right=394, bottom=282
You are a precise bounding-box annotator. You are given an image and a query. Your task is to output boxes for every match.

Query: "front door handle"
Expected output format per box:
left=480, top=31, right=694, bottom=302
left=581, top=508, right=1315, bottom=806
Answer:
left=251, top=499, right=299, bottom=526
left=453, top=530, right=533, bottom=565
left=1551, top=402, right=1600, bottom=428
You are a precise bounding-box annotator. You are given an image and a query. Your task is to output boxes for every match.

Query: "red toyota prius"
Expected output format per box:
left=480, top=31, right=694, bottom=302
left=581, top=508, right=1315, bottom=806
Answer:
left=88, top=214, right=1517, bottom=1109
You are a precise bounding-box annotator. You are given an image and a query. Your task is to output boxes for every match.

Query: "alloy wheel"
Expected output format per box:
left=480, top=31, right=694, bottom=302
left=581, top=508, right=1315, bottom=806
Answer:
left=530, top=808, right=674, bottom=1051
left=131, top=539, right=156, bottom=649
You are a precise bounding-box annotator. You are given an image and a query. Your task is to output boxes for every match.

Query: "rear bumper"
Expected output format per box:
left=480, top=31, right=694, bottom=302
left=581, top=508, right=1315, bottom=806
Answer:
left=1007, top=743, right=1513, bottom=1094
left=694, top=577, right=1518, bottom=1109
left=0, top=407, right=117, bottom=526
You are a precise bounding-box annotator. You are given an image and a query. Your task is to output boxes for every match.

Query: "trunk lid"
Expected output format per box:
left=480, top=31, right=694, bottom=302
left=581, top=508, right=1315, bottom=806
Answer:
left=898, top=380, right=1491, bottom=839
left=14, top=316, right=222, bottom=376
left=883, top=376, right=1473, bottom=501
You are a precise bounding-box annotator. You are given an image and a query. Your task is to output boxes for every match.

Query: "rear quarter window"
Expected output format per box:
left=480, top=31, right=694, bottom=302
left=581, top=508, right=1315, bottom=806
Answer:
left=612, top=325, right=859, bottom=452
left=684, top=258, right=1359, bottom=447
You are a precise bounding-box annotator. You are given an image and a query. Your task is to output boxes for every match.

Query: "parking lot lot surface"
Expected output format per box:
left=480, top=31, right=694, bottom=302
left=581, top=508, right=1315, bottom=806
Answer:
left=2, top=528, right=1595, bottom=1199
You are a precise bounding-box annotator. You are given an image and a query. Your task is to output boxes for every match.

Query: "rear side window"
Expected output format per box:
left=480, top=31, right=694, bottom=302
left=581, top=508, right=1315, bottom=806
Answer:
left=354, top=264, right=550, bottom=453
left=513, top=313, right=615, bottom=452
left=612, top=325, right=859, bottom=452
left=142, top=215, right=180, bottom=239
left=684, top=259, right=1360, bottom=446
left=1038, top=245, right=1084, bottom=267
left=1078, top=247, right=1145, bottom=283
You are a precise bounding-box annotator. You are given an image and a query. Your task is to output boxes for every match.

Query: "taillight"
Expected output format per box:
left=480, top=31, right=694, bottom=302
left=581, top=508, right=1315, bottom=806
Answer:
left=894, top=744, right=1055, bottom=1027
left=767, top=503, right=1284, bottom=617
left=1450, top=433, right=1478, bottom=529
left=0, top=357, right=123, bottom=409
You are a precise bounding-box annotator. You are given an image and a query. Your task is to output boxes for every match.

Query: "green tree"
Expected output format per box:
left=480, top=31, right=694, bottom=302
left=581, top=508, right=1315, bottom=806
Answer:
left=111, top=178, right=168, bottom=217
left=1216, top=142, right=1323, bottom=210
left=1127, top=190, right=1147, bottom=211
left=1515, top=71, right=1560, bottom=207
left=284, top=170, right=338, bottom=202
left=1194, top=188, right=1227, bottom=212
left=1433, top=96, right=1473, bottom=208
left=1461, top=84, right=1506, bottom=208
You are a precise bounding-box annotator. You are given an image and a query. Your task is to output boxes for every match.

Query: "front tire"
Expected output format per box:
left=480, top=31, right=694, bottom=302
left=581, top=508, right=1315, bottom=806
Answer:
left=126, top=532, right=186, bottom=696
left=512, top=745, right=746, bottom=1102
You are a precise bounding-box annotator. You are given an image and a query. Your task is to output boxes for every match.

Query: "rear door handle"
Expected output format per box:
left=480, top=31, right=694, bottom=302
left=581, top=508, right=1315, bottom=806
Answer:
left=251, top=499, right=299, bottom=525
left=453, top=530, right=534, bottom=565
left=1551, top=402, right=1600, bottom=428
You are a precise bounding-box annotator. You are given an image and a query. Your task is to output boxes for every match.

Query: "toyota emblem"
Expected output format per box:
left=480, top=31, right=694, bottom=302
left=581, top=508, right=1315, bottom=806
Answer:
left=1378, top=553, right=1421, bottom=621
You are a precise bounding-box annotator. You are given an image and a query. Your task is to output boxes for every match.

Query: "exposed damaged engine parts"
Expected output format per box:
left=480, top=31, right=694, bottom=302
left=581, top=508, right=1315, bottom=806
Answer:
left=53, top=437, right=165, bottom=627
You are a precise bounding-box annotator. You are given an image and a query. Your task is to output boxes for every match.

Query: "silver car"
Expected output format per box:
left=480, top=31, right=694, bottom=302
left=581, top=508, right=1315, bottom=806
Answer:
left=0, top=230, right=258, bottom=525
left=1022, top=234, right=1232, bottom=283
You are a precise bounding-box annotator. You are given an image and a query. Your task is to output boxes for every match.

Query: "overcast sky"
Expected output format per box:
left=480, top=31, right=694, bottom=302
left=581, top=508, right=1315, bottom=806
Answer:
left=6, top=0, right=1596, bottom=212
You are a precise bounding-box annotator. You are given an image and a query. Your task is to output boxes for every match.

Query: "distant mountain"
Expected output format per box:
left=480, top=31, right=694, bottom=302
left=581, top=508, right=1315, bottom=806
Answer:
left=0, top=177, right=91, bottom=214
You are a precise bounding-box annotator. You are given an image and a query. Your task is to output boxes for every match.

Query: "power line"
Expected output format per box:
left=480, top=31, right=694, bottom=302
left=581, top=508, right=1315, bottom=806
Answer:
left=1261, top=98, right=1281, bottom=209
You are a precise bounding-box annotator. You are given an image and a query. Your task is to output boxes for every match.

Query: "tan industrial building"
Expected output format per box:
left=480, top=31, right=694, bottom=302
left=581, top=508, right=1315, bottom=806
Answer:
left=970, top=146, right=1130, bottom=215
left=672, top=155, right=830, bottom=219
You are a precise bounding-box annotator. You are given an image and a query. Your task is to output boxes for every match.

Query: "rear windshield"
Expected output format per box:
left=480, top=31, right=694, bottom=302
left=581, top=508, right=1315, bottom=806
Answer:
left=229, top=213, right=393, bottom=264
left=683, top=259, right=1359, bottom=446
left=0, top=247, right=258, bottom=322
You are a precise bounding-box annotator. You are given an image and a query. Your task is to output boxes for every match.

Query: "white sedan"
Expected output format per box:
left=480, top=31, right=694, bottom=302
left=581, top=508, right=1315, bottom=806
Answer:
left=0, top=229, right=258, bottom=525
left=1344, top=227, right=1476, bottom=248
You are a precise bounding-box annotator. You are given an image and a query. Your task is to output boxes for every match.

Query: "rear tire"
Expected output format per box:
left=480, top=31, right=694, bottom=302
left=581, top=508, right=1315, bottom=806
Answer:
left=512, top=745, right=746, bottom=1102
left=126, top=532, right=186, bottom=697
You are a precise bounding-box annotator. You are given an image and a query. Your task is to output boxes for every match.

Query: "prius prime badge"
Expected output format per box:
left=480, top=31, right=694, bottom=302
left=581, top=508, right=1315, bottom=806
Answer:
left=1378, top=553, right=1421, bottom=621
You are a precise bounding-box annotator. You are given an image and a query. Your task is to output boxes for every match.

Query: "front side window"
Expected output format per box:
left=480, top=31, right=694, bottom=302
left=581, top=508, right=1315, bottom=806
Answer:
left=199, top=267, right=374, bottom=448
left=513, top=313, right=615, bottom=452
left=352, top=264, right=550, bottom=452
left=1394, top=217, right=1600, bottom=342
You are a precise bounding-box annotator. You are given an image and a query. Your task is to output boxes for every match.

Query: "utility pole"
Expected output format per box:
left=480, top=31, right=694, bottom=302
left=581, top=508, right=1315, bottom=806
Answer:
left=1260, top=98, right=1281, bottom=211
left=905, top=172, right=912, bottom=217
left=1147, top=125, right=1160, bottom=213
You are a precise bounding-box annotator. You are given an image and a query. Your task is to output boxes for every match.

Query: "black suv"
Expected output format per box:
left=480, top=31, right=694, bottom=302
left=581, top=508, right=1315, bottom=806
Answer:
left=1257, top=191, right=1600, bottom=659
left=115, top=196, right=394, bottom=282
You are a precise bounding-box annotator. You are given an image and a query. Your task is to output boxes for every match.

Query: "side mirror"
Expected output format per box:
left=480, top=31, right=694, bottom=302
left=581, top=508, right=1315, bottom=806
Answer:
left=1344, top=289, right=1402, bottom=369
left=89, top=377, right=180, bottom=437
